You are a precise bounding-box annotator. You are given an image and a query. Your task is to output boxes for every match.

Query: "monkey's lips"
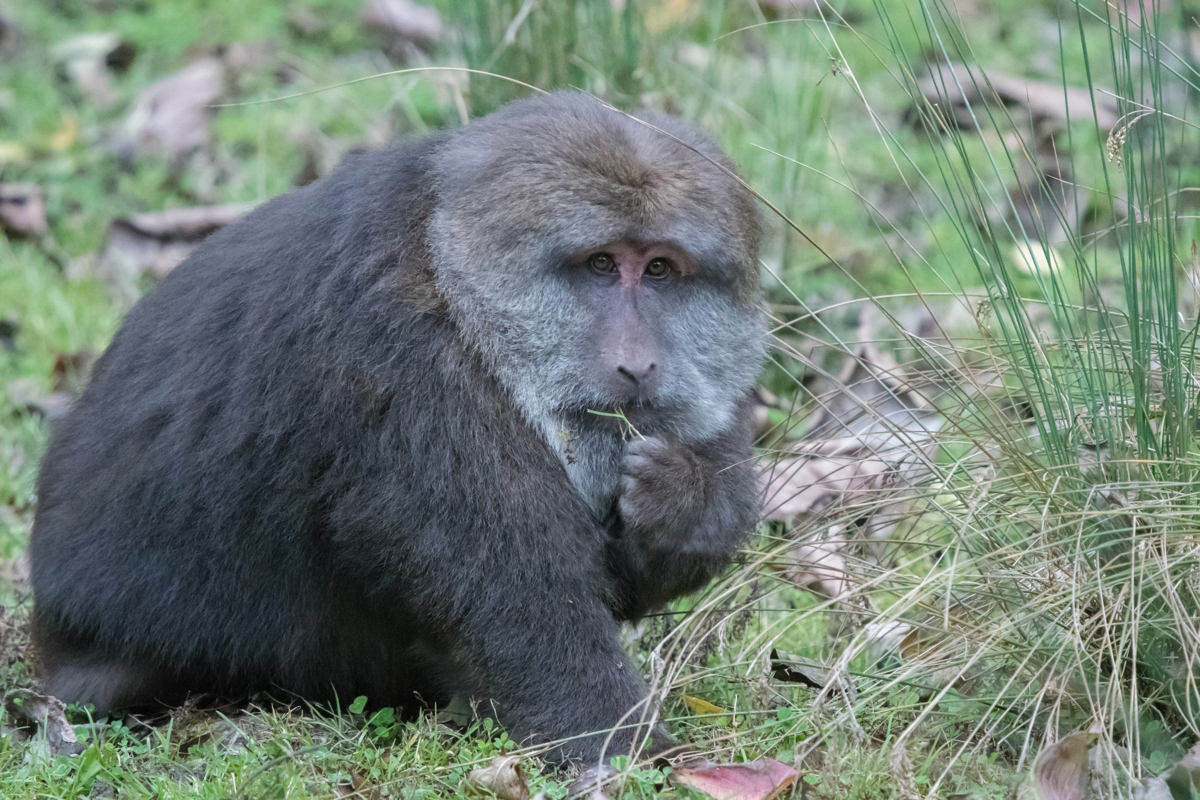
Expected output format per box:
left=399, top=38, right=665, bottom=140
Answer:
left=572, top=401, right=685, bottom=437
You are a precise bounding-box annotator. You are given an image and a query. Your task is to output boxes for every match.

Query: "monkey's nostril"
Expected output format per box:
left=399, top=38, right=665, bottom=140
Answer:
left=616, top=363, right=657, bottom=387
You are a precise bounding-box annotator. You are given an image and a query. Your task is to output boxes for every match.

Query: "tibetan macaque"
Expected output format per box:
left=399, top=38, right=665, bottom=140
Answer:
left=30, top=92, right=765, bottom=764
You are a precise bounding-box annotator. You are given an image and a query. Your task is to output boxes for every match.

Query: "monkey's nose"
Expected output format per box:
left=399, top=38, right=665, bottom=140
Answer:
left=616, top=362, right=656, bottom=387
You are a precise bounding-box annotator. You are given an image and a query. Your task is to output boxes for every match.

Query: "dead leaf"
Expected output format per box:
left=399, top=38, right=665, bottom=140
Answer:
left=217, top=41, right=274, bottom=76
left=467, top=755, right=529, bottom=800
left=51, top=350, right=97, bottom=394
left=566, top=764, right=617, bottom=800
left=287, top=5, right=329, bottom=37
left=6, top=379, right=72, bottom=420
left=761, top=339, right=939, bottom=596
left=682, top=694, right=727, bottom=716
left=671, top=758, right=799, bottom=800
left=763, top=455, right=891, bottom=521
left=0, top=183, right=47, bottom=238
left=1033, top=725, right=1101, bottom=800
left=51, top=32, right=135, bottom=108
left=97, top=202, right=253, bottom=280
left=757, top=0, right=821, bottom=16
left=336, top=771, right=383, bottom=800
left=915, top=61, right=1119, bottom=132
left=120, top=57, right=224, bottom=163
left=770, top=650, right=829, bottom=689
left=362, top=0, right=443, bottom=48
left=3, top=689, right=84, bottom=756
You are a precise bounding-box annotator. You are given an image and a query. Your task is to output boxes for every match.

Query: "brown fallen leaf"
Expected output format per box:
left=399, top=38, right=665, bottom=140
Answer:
left=3, top=689, right=84, bottom=756
left=757, top=0, right=822, bottom=16
left=1032, top=723, right=1102, bottom=800
left=467, top=755, right=529, bottom=800
left=6, top=378, right=72, bottom=420
left=916, top=61, right=1119, bottom=131
left=287, top=4, right=329, bottom=37
left=51, top=350, right=97, bottom=395
left=770, top=650, right=829, bottom=689
left=97, top=202, right=253, bottom=280
left=671, top=758, right=798, bottom=800
left=335, top=770, right=383, bottom=800
left=566, top=764, right=617, bottom=800
left=362, top=0, right=443, bottom=48
left=761, top=340, right=938, bottom=596
left=120, top=57, right=224, bottom=163
left=0, top=183, right=47, bottom=238
left=762, top=341, right=937, bottom=520
left=51, top=32, right=136, bottom=108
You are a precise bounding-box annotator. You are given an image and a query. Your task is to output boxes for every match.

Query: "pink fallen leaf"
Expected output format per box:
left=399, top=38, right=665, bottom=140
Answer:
left=671, top=758, right=798, bottom=800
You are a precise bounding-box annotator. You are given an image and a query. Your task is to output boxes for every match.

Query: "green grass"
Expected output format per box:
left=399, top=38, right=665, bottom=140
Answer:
left=3, top=0, right=1198, bottom=796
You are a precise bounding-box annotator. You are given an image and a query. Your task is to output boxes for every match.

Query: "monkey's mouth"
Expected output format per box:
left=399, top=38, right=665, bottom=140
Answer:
left=571, top=401, right=683, bottom=437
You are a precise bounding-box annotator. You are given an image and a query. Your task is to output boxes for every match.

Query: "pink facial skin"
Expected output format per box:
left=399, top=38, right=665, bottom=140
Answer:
left=573, top=240, right=697, bottom=400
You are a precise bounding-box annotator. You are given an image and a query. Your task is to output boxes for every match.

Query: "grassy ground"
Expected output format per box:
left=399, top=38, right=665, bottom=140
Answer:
left=2, top=0, right=1199, bottom=797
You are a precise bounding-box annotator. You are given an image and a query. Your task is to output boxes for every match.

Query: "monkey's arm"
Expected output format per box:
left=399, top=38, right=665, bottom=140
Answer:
left=604, top=401, right=760, bottom=620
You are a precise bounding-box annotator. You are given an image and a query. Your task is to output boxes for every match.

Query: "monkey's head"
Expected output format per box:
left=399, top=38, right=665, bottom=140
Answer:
left=429, top=92, right=765, bottom=446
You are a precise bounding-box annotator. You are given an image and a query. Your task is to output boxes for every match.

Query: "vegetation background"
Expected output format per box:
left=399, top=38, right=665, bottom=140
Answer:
left=1, top=0, right=1198, bottom=797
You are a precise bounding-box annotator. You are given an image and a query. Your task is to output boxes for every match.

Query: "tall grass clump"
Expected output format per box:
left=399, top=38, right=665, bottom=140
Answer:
left=688, top=0, right=1200, bottom=792
left=429, top=2, right=1200, bottom=791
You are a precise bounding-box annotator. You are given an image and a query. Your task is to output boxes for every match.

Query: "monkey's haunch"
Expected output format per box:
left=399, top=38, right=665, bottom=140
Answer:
left=30, top=91, right=766, bottom=765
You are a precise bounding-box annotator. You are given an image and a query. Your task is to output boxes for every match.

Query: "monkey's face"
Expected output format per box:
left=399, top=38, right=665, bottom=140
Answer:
left=570, top=241, right=691, bottom=402
left=555, top=237, right=763, bottom=437
left=428, top=92, right=766, bottom=445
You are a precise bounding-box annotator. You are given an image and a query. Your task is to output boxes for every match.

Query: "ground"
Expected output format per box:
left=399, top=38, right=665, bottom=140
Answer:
left=2, top=0, right=1198, bottom=798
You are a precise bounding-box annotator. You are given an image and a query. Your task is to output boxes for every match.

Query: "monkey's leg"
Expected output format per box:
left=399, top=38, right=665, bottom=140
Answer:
left=40, top=658, right=177, bottom=714
left=452, top=586, right=670, bottom=765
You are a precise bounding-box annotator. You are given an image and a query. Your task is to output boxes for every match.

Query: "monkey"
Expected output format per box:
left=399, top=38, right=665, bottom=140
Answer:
left=29, top=91, right=766, bottom=765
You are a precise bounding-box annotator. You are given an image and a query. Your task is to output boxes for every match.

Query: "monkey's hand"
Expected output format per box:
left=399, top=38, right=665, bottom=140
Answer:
left=618, top=436, right=707, bottom=552
left=608, top=429, right=757, bottom=619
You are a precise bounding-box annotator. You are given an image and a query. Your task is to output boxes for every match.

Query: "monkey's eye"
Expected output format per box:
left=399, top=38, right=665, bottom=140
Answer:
left=588, top=253, right=617, bottom=274
left=645, top=258, right=672, bottom=279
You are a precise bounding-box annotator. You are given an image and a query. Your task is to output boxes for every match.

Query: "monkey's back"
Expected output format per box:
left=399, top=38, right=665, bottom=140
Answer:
left=29, top=136, right=608, bottom=708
